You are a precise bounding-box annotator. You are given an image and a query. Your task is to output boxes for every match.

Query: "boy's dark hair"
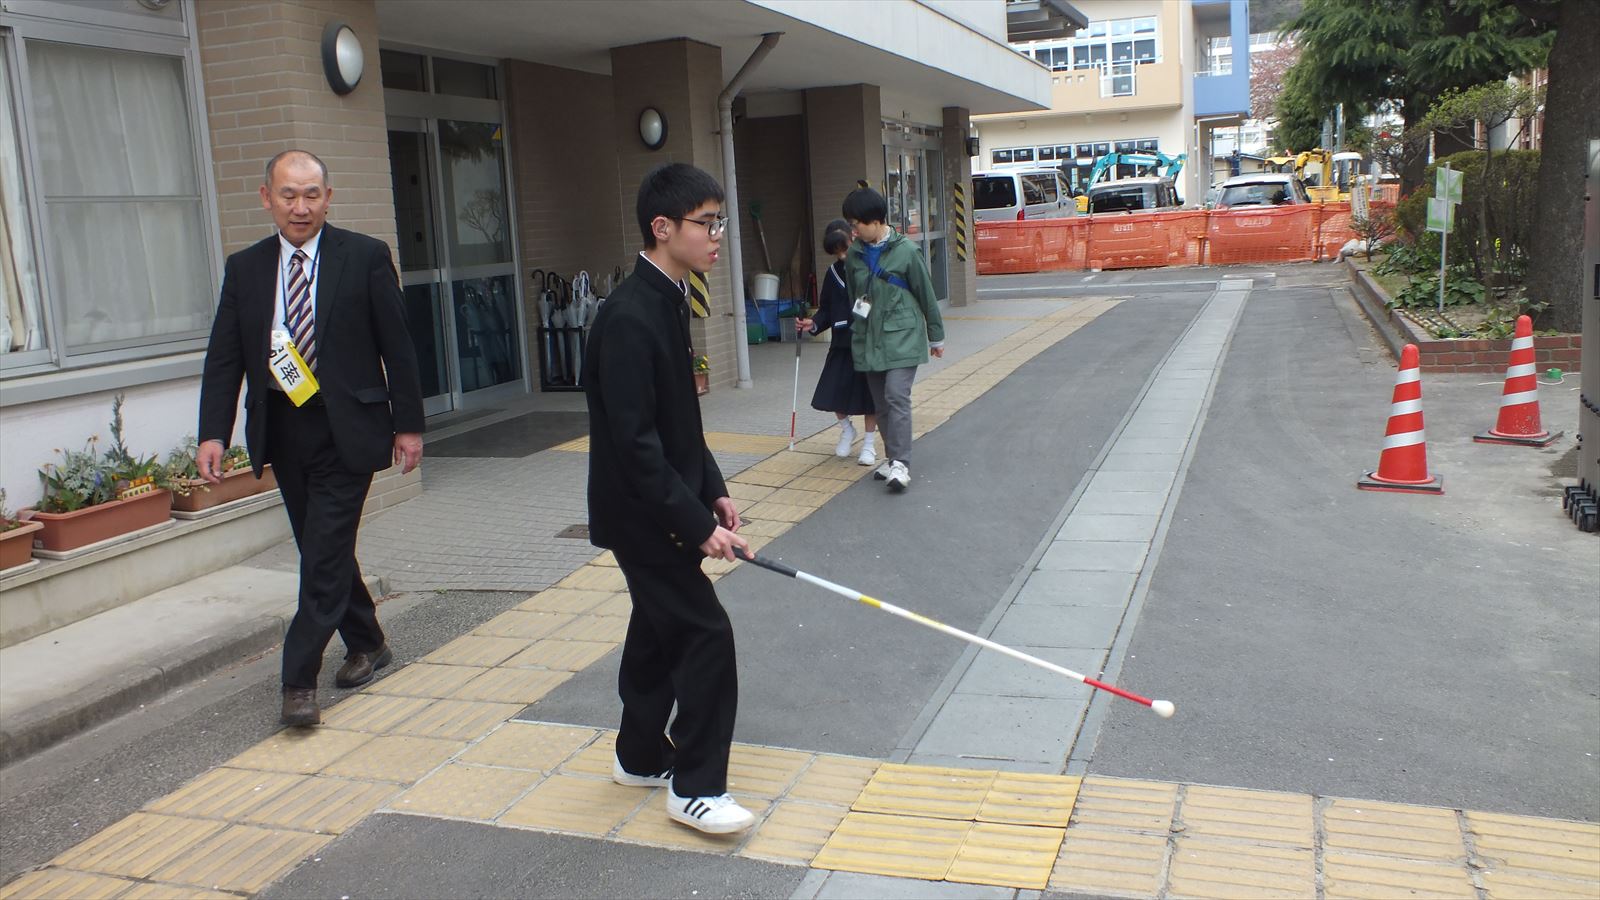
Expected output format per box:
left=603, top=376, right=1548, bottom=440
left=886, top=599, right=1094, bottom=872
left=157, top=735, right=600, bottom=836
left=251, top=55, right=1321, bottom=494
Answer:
left=636, top=163, right=725, bottom=248
left=822, top=218, right=852, bottom=255
left=842, top=187, right=887, bottom=225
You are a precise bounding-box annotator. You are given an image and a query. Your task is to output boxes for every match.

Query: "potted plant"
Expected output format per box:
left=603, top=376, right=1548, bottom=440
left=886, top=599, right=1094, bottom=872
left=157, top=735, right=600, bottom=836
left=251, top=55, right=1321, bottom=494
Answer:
left=692, top=353, right=710, bottom=396
left=0, top=489, right=43, bottom=574
left=27, top=395, right=174, bottom=554
left=168, top=436, right=277, bottom=515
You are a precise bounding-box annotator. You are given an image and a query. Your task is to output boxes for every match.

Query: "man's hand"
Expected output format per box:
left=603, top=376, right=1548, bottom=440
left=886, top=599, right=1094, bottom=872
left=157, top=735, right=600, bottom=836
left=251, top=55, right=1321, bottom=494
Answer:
left=930, top=345, right=945, bottom=359
left=712, top=496, right=741, bottom=532
left=197, top=440, right=227, bottom=485
left=795, top=317, right=813, bottom=334
left=393, top=432, right=423, bottom=474
left=699, top=524, right=750, bottom=562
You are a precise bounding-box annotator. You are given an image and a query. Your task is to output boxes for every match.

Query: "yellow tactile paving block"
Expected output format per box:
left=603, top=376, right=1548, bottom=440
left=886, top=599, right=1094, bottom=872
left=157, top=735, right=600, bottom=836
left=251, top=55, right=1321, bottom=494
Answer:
left=391, top=762, right=545, bottom=821
left=51, top=813, right=226, bottom=879
left=734, top=517, right=794, bottom=538
left=590, top=550, right=619, bottom=567
left=802, top=460, right=866, bottom=482
left=787, top=755, right=880, bottom=807
left=726, top=744, right=812, bottom=799
left=703, top=432, right=792, bottom=455
left=740, top=801, right=850, bottom=865
left=320, top=733, right=466, bottom=783
left=363, top=662, right=488, bottom=698
left=549, top=436, right=588, bottom=452
left=1480, top=866, right=1600, bottom=900
left=738, top=501, right=812, bottom=523
left=0, top=869, right=133, bottom=899
left=150, top=824, right=332, bottom=895
left=1168, top=836, right=1315, bottom=899
left=555, top=565, right=629, bottom=592
left=1048, top=825, right=1168, bottom=898
left=729, top=468, right=793, bottom=488
left=1465, top=810, right=1600, bottom=881
left=515, top=588, right=612, bottom=615
left=319, top=694, right=434, bottom=733
left=145, top=767, right=305, bottom=820
left=1072, top=776, right=1178, bottom=832
left=557, top=731, right=619, bottom=778
left=726, top=481, right=776, bottom=503
left=549, top=615, right=628, bottom=643
left=812, top=811, right=970, bottom=881
left=743, top=454, right=818, bottom=476
left=449, top=667, right=572, bottom=704
left=783, top=475, right=852, bottom=494
left=1180, top=784, right=1315, bottom=847
left=852, top=763, right=995, bottom=821
left=504, top=638, right=615, bottom=672
left=225, top=728, right=372, bottom=775
left=237, top=775, right=399, bottom=834
left=421, top=634, right=528, bottom=668
left=616, top=796, right=771, bottom=852
left=587, top=593, right=633, bottom=617
left=461, top=721, right=598, bottom=772
left=946, top=821, right=1066, bottom=890
left=1322, top=797, right=1467, bottom=861
left=979, top=772, right=1081, bottom=827
left=760, top=487, right=832, bottom=508
left=118, top=883, right=238, bottom=899
left=498, top=773, right=650, bottom=836
left=471, top=610, right=576, bottom=640
left=391, top=699, right=523, bottom=742
left=1322, top=851, right=1476, bottom=900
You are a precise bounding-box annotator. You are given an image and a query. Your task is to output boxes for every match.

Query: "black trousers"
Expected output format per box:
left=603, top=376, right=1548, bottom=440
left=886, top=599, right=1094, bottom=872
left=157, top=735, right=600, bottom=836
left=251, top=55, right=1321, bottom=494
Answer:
left=268, top=391, right=383, bottom=690
left=613, top=554, right=738, bottom=797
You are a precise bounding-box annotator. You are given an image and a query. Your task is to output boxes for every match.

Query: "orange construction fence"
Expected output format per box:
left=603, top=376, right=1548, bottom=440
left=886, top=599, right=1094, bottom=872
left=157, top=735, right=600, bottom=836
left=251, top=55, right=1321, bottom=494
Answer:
left=976, top=202, right=1392, bottom=275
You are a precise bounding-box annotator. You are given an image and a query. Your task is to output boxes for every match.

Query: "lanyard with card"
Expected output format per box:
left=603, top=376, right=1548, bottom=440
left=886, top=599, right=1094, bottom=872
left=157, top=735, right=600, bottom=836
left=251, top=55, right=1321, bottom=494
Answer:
left=269, top=329, right=320, bottom=406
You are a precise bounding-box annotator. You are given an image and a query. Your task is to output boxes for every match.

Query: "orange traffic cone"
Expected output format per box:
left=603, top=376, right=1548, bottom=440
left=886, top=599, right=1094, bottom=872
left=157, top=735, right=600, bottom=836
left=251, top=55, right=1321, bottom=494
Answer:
left=1474, top=315, right=1562, bottom=447
left=1358, top=344, right=1444, bottom=494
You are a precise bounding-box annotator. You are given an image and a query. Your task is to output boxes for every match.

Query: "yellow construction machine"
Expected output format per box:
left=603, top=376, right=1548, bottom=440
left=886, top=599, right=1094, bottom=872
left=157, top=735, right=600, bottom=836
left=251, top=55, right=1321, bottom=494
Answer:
left=1264, top=149, right=1348, bottom=203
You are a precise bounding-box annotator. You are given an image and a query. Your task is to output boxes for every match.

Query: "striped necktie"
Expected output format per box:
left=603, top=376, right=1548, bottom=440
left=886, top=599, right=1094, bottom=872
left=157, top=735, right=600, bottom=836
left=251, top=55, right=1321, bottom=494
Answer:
left=285, top=249, right=316, bottom=371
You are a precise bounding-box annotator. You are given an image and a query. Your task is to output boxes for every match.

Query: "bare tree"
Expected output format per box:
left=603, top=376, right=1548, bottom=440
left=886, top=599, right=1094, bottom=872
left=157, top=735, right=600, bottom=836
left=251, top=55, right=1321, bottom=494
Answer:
left=1250, top=40, right=1300, bottom=123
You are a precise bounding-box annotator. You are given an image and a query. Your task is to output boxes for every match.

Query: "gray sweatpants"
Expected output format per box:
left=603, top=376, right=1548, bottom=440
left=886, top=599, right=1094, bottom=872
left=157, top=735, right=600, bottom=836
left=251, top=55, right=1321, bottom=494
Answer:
left=864, top=366, right=917, bottom=464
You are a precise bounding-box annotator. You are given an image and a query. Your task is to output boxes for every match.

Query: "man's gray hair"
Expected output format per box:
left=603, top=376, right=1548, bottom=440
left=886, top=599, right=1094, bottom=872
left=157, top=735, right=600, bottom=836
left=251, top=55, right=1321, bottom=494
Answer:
left=264, top=149, right=330, bottom=186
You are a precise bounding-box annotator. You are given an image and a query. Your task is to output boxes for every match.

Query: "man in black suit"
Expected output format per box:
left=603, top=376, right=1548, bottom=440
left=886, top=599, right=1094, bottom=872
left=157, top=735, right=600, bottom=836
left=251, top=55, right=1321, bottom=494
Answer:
left=198, top=149, right=425, bottom=726
left=584, top=163, right=754, bottom=835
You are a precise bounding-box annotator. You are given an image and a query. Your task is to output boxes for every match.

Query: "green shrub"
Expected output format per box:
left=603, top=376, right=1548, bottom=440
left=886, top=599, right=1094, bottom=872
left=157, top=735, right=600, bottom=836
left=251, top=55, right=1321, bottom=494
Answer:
left=1393, top=149, right=1540, bottom=279
left=1390, top=265, right=1485, bottom=309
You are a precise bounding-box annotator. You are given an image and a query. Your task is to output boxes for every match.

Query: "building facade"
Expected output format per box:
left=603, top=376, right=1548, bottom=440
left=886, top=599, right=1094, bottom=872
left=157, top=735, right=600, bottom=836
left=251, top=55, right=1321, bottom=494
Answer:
left=0, top=0, right=1051, bottom=508
left=970, top=0, right=1250, bottom=203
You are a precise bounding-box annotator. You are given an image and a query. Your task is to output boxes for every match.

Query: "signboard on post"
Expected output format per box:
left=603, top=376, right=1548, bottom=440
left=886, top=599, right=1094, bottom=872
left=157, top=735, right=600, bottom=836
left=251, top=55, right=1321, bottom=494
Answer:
left=1430, top=163, right=1461, bottom=312
left=1435, top=165, right=1463, bottom=204
left=1426, top=198, right=1455, bottom=233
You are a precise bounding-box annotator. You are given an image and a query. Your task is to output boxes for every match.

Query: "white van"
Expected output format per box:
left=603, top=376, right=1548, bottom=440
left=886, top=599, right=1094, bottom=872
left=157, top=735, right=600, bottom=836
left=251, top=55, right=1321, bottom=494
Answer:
left=972, top=168, right=1075, bottom=222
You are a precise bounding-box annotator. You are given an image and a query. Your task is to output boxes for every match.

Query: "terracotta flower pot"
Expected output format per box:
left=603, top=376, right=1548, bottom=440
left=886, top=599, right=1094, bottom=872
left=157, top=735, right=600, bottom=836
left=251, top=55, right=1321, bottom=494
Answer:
left=0, top=520, right=42, bottom=572
left=27, top=489, right=173, bottom=553
left=694, top=372, right=709, bottom=396
left=172, top=466, right=277, bottom=513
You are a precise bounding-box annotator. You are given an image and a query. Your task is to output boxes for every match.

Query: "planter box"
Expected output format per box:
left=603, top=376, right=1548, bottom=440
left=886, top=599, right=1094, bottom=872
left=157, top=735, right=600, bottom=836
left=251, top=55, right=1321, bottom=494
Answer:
left=172, top=466, right=277, bottom=513
left=28, top=489, right=173, bottom=553
left=694, top=373, right=709, bottom=396
left=1, top=521, right=42, bottom=573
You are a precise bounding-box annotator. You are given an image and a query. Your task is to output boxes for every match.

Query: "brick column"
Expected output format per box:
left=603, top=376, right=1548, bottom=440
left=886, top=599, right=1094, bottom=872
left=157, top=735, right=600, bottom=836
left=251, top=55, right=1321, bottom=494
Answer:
left=942, top=106, right=977, bottom=308
left=609, top=39, right=735, bottom=389
left=195, top=0, right=395, bottom=258
left=803, top=84, right=884, bottom=300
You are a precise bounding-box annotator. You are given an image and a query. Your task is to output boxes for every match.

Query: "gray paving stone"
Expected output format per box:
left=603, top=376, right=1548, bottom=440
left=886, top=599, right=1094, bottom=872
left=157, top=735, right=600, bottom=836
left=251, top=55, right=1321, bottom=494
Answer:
left=805, top=871, right=1017, bottom=900
left=1108, top=436, right=1190, bottom=456
left=954, top=645, right=1103, bottom=701
left=913, top=693, right=1083, bottom=765
left=1056, top=513, right=1160, bottom=543
left=1038, top=538, right=1149, bottom=573
left=1087, top=470, right=1174, bottom=493
left=989, top=603, right=1126, bottom=649
left=1012, top=570, right=1138, bottom=607
left=900, top=753, right=1060, bottom=775
left=1070, top=490, right=1169, bottom=517
left=1116, top=420, right=1193, bottom=440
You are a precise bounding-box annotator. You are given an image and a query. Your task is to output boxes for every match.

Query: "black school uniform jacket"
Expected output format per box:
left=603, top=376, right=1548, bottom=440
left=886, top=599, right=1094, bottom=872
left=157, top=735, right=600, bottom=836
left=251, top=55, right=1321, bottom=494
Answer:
left=583, top=257, right=727, bottom=564
left=808, top=260, right=852, bottom=340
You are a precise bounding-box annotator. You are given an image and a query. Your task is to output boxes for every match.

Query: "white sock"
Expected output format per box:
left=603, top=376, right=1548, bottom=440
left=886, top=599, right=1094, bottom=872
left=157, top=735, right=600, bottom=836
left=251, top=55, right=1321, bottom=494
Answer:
left=861, top=431, right=877, bottom=449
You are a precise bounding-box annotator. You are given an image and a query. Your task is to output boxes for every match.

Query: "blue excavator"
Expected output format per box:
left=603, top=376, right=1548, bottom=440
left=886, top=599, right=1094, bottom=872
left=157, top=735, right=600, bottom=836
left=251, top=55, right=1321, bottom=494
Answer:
left=1077, top=150, right=1186, bottom=211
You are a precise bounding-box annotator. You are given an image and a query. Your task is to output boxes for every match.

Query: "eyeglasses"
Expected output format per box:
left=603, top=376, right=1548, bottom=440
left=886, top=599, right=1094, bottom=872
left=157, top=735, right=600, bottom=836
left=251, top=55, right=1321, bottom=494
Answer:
left=674, top=214, right=728, bottom=238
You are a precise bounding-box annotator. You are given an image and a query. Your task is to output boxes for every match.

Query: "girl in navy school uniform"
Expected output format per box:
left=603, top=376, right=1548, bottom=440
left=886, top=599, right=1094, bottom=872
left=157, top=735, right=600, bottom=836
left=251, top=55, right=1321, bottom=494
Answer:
left=795, top=219, right=878, bottom=466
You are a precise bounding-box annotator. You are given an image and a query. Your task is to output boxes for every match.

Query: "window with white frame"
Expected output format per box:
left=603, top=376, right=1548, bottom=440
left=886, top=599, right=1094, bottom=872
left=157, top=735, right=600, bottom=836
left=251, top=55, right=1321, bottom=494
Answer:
left=1023, top=16, right=1159, bottom=74
left=1, top=5, right=218, bottom=375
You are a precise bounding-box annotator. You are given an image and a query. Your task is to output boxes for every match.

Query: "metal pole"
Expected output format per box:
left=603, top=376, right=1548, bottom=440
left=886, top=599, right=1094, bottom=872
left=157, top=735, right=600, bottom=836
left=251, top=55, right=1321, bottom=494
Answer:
left=718, top=33, right=782, bottom=390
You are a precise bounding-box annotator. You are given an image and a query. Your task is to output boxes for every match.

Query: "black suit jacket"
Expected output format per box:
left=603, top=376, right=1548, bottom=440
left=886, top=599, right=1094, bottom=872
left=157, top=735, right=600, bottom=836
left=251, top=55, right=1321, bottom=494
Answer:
left=198, top=224, right=426, bottom=474
left=583, top=257, right=727, bottom=564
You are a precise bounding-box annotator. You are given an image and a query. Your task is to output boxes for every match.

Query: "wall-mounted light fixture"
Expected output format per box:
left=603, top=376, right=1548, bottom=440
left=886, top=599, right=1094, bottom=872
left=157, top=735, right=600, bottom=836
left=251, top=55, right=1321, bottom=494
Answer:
left=321, top=21, right=364, bottom=95
left=638, top=107, right=668, bottom=150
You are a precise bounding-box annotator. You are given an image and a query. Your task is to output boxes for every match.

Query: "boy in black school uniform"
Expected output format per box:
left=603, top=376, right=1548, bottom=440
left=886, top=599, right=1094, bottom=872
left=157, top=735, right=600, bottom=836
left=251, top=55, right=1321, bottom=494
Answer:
left=582, top=163, right=755, bottom=834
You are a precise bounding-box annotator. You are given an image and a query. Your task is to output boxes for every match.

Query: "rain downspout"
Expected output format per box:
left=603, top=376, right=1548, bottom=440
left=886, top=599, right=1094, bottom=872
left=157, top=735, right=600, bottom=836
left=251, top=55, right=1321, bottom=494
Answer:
left=721, top=32, right=781, bottom=389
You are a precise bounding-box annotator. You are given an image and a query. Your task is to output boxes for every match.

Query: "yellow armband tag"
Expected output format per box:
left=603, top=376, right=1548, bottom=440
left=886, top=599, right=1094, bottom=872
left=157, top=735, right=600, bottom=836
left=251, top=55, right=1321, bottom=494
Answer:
left=269, top=330, right=320, bottom=406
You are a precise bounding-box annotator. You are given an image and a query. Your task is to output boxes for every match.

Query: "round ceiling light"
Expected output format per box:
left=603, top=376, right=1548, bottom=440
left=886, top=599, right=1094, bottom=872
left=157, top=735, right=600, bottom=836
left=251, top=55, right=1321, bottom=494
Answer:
left=639, top=107, right=668, bottom=151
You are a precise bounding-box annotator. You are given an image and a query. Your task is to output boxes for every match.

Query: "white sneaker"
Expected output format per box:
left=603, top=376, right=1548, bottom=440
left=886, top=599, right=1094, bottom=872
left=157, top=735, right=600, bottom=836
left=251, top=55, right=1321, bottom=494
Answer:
left=834, top=420, right=857, bottom=457
left=857, top=443, right=876, bottom=467
left=873, top=462, right=891, bottom=480
left=666, top=791, right=756, bottom=834
left=886, top=460, right=910, bottom=492
left=613, top=756, right=672, bottom=788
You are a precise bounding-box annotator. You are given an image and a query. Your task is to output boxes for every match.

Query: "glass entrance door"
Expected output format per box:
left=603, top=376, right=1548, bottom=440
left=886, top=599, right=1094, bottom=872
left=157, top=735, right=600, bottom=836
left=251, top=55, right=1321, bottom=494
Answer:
left=386, top=122, right=453, bottom=416
left=882, top=139, right=949, bottom=301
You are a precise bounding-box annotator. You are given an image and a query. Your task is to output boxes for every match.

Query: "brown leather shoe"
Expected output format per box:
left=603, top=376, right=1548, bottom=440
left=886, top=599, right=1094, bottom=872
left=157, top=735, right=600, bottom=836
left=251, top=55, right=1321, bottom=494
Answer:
left=280, top=688, right=320, bottom=726
left=335, top=643, right=393, bottom=689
